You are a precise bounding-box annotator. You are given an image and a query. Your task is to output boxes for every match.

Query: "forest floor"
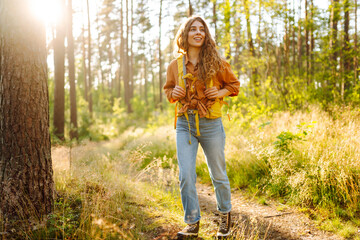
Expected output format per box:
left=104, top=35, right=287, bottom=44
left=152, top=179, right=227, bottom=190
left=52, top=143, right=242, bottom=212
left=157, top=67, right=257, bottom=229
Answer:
left=51, top=135, right=344, bottom=240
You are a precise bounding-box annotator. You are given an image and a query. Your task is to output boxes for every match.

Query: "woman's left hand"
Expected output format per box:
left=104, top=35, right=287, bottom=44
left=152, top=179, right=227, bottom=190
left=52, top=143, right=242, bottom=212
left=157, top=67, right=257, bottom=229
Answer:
left=204, top=87, right=231, bottom=99
left=204, top=87, right=219, bottom=99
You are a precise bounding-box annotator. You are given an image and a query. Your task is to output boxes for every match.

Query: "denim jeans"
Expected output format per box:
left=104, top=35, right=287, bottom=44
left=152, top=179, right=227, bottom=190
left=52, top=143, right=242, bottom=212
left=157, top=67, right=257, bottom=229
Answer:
left=176, top=114, right=232, bottom=224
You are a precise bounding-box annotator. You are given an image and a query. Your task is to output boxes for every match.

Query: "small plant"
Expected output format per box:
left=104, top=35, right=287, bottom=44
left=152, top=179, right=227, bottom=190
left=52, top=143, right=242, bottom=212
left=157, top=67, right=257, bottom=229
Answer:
left=274, top=131, right=303, bottom=152
left=274, top=121, right=316, bottom=152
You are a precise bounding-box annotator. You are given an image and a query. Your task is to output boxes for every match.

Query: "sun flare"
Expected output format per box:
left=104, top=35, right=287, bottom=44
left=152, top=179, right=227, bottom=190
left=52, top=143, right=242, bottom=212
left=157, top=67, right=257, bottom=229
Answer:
left=30, top=0, right=64, bottom=25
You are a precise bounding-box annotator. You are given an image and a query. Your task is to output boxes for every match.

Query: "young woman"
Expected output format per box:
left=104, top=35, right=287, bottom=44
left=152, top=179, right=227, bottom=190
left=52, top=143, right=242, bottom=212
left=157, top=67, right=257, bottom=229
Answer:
left=163, top=16, right=240, bottom=238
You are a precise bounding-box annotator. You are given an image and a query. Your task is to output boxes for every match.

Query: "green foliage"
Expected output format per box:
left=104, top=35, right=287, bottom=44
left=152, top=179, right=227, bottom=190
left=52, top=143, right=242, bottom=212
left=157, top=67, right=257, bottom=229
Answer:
left=31, top=196, right=82, bottom=239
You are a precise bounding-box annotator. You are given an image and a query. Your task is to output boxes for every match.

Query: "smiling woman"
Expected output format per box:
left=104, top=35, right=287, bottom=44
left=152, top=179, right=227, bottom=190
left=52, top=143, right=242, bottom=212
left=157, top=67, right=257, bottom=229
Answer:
left=30, top=0, right=64, bottom=25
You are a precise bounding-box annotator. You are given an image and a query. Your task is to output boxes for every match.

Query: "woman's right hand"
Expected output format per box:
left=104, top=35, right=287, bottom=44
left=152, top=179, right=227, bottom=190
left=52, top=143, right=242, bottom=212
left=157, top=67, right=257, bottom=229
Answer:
left=171, top=86, right=186, bottom=100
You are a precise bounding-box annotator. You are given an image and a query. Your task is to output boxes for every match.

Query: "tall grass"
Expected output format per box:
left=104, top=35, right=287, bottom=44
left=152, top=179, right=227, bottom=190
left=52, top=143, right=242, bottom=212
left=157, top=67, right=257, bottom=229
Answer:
left=215, top=105, right=360, bottom=237
left=26, top=125, right=183, bottom=239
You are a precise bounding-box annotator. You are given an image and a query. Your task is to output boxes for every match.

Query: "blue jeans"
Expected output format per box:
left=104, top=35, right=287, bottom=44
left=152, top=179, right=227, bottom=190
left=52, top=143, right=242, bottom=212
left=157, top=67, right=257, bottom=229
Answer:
left=176, top=114, right=232, bottom=224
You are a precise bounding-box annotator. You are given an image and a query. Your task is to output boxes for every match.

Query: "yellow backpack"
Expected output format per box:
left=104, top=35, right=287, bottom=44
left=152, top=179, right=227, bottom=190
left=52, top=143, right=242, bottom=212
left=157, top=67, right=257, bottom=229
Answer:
left=174, top=55, right=228, bottom=143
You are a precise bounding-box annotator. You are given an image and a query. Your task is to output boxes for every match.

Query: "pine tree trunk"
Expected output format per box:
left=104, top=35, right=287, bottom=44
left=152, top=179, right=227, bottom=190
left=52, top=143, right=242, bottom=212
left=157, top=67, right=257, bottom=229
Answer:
left=330, top=0, right=339, bottom=89
left=86, top=0, right=93, bottom=115
left=355, top=0, right=358, bottom=83
left=124, top=0, right=132, bottom=112
left=297, top=0, right=302, bottom=76
left=144, top=56, right=148, bottom=104
left=82, top=26, right=88, bottom=102
left=130, top=0, right=134, bottom=102
left=0, top=0, right=54, bottom=224
left=224, top=0, right=231, bottom=60
left=53, top=0, right=66, bottom=140
left=159, top=0, right=163, bottom=109
left=343, top=0, right=351, bottom=90
left=212, top=0, right=218, bottom=44
left=188, top=0, right=193, bottom=16
left=284, top=0, right=290, bottom=78
left=292, top=0, right=296, bottom=68
left=244, top=0, right=259, bottom=97
left=305, top=0, right=310, bottom=85
left=309, top=0, right=314, bottom=84
left=67, top=0, right=78, bottom=140
left=96, top=9, right=105, bottom=93
left=118, top=0, right=124, bottom=98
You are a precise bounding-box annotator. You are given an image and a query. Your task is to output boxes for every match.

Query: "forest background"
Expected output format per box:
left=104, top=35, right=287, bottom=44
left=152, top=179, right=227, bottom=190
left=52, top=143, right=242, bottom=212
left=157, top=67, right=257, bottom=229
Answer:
left=1, top=0, right=360, bottom=239
left=46, top=0, right=359, bottom=142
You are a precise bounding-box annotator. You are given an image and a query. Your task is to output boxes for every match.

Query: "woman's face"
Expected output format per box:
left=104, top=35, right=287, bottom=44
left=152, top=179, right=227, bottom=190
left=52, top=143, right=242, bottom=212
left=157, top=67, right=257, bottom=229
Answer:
left=187, top=20, right=206, bottom=49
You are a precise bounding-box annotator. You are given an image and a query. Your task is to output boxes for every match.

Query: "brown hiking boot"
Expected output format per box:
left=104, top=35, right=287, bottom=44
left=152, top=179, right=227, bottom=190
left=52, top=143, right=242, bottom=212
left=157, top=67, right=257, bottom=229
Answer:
left=217, top=212, right=231, bottom=238
left=177, top=221, right=199, bottom=238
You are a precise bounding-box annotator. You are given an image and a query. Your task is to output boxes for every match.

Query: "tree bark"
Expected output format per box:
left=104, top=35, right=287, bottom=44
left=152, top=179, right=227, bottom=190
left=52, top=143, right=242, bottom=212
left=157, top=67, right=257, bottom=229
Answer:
left=82, top=26, right=88, bottom=102
left=53, top=0, right=66, bottom=140
left=305, top=0, right=310, bottom=85
left=95, top=8, right=105, bottom=93
left=124, top=0, right=132, bottom=112
left=86, top=0, right=93, bottom=115
left=0, top=0, right=54, bottom=224
left=224, top=0, right=231, bottom=60
left=309, top=0, right=314, bottom=83
left=343, top=0, right=351, bottom=89
left=297, top=0, right=302, bottom=75
left=130, top=0, right=134, bottom=103
left=67, top=0, right=78, bottom=140
left=330, top=0, right=339, bottom=88
left=118, top=0, right=124, bottom=98
left=159, top=0, right=163, bottom=109
left=212, top=0, right=218, bottom=44
left=355, top=0, right=358, bottom=83
left=188, top=0, right=193, bottom=16
left=244, top=0, right=259, bottom=97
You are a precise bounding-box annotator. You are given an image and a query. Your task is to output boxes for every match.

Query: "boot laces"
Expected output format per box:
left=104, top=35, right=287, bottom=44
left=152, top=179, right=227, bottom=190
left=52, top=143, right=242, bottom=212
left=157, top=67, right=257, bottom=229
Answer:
left=219, top=213, right=228, bottom=229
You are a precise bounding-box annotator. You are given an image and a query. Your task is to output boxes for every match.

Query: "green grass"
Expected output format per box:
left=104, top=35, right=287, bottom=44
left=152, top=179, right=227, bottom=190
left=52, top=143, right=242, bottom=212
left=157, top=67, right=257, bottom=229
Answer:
left=197, top=105, right=360, bottom=238
left=11, top=104, right=360, bottom=239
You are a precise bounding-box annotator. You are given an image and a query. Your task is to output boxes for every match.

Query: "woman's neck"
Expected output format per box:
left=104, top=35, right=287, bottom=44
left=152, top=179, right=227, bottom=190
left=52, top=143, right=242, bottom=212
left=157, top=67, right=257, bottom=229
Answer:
left=187, top=46, right=201, bottom=65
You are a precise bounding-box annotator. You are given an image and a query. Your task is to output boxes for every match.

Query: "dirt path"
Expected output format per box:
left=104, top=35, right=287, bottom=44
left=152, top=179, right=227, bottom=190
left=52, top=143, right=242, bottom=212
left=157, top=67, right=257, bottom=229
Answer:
left=192, top=183, right=342, bottom=240
left=52, top=143, right=344, bottom=240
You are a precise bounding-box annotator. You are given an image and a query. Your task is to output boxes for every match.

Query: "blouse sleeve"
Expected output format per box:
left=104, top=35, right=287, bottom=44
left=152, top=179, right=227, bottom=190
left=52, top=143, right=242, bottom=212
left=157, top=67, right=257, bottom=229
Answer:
left=163, top=59, right=178, bottom=103
left=217, top=60, right=240, bottom=97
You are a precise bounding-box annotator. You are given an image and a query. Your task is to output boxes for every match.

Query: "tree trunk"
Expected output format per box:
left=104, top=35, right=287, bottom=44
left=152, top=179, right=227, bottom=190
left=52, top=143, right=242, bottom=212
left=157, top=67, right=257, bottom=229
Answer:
left=297, top=0, right=302, bottom=75
left=292, top=0, right=296, bottom=68
left=283, top=0, right=290, bottom=79
left=309, top=0, right=314, bottom=83
left=343, top=0, right=351, bottom=90
left=188, top=0, right=193, bottom=16
left=355, top=0, right=358, bottom=83
left=244, top=0, right=259, bottom=97
left=86, top=0, right=93, bottom=115
left=144, top=56, right=148, bottom=104
left=130, top=0, right=134, bottom=103
left=67, top=0, right=78, bottom=140
left=159, top=0, right=163, bottom=109
left=212, top=0, right=218, bottom=44
left=53, top=0, right=66, bottom=140
left=305, top=0, right=310, bottom=85
left=224, top=0, right=231, bottom=60
left=330, top=0, right=339, bottom=89
left=0, top=0, right=54, bottom=225
left=118, top=0, right=124, bottom=99
left=82, top=26, right=88, bottom=102
left=95, top=8, right=105, bottom=93
left=124, top=0, right=132, bottom=112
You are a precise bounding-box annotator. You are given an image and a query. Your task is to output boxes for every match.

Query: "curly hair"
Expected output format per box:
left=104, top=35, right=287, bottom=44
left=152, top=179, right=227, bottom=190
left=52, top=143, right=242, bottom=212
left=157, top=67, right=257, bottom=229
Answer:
left=173, top=16, right=224, bottom=83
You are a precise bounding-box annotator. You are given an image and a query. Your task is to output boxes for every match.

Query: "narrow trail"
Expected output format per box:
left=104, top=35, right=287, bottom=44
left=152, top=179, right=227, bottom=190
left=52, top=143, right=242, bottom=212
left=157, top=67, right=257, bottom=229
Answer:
left=193, top=183, right=342, bottom=240
left=52, top=140, right=343, bottom=240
